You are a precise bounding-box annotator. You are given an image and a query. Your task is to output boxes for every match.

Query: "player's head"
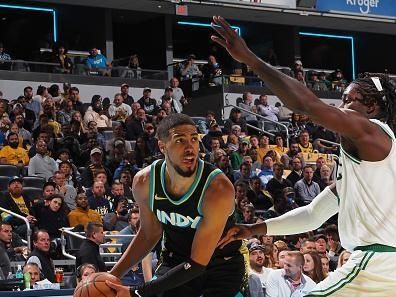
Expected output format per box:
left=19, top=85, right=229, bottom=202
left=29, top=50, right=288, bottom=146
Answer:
left=157, top=113, right=199, bottom=177
left=342, top=73, right=396, bottom=129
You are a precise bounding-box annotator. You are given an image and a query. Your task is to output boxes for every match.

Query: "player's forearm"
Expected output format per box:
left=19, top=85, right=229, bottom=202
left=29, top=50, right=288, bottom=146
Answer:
left=245, top=54, right=322, bottom=115
left=110, top=231, right=159, bottom=278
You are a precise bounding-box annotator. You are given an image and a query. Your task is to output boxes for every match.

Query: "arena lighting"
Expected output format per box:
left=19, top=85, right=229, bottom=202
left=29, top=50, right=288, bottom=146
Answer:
left=177, top=21, right=242, bottom=36
left=0, top=3, right=57, bottom=42
left=299, top=32, right=355, bottom=80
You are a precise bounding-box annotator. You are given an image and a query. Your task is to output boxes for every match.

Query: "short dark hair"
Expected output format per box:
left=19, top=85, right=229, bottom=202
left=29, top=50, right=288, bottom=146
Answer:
left=24, top=86, right=33, bottom=93
left=0, top=221, right=12, bottom=231
left=7, top=132, right=18, bottom=140
left=156, top=113, right=196, bottom=141
left=70, top=87, right=79, bottom=93
left=32, top=229, right=49, bottom=243
left=86, top=222, right=103, bottom=238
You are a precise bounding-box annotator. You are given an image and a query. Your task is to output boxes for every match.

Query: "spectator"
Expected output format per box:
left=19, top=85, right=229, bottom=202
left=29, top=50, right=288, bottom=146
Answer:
left=170, top=77, right=186, bottom=106
left=296, top=70, right=307, bottom=86
left=318, top=72, right=331, bottom=89
left=108, top=93, right=132, bottom=122
left=248, top=176, right=273, bottom=211
left=233, top=158, right=254, bottom=183
left=28, top=140, right=57, bottom=181
left=87, top=181, right=111, bottom=217
left=238, top=92, right=258, bottom=126
left=67, top=87, right=84, bottom=115
left=31, top=194, right=69, bottom=239
left=265, top=251, right=316, bottom=297
left=275, top=102, right=292, bottom=121
left=242, top=203, right=256, bottom=224
left=126, top=108, right=147, bottom=141
left=85, top=47, right=111, bottom=76
left=121, top=54, right=141, bottom=79
left=272, top=134, right=288, bottom=155
left=10, top=97, right=36, bottom=132
left=137, top=88, right=158, bottom=117
left=313, top=234, right=328, bottom=257
left=300, top=239, right=316, bottom=254
left=77, top=263, right=97, bottom=283
left=223, top=108, right=248, bottom=135
left=0, top=132, right=29, bottom=166
left=58, top=160, right=80, bottom=189
left=258, top=156, right=274, bottom=188
left=248, top=241, right=273, bottom=290
left=26, top=230, right=55, bottom=283
left=117, top=208, right=140, bottom=247
left=51, top=44, right=73, bottom=74
left=302, top=251, right=326, bottom=284
left=256, top=95, right=279, bottom=130
left=320, top=255, right=330, bottom=278
left=83, top=95, right=112, bottom=129
left=0, top=177, right=35, bottom=237
left=291, top=60, right=304, bottom=78
left=286, top=156, right=303, bottom=186
left=81, top=147, right=112, bottom=188
left=103, top=197, right=129, bottom=231
left=52, top=171, right=77, bottom=210
left=202, top=55, right=222, bottom=86
left=298, top=130, right=314, bottom=153
left=337, top=250, right=351, bottom=268
left=324, top=225, right=343, bottom=271
left=330, top=69, right=347, bottom=91
left=256, top=135, right=271, bottom=166
left=0, top=222, right=12, bottom=278
left=23, top=86, right=41, bottom=121
left=161, top=87, right=183, bottom=113
left=23, top=263, right=41, bottom=286
left=67, top=192, right=102, bottom=228
left=230, top=139, right=250, bottom=170
left=180, top=54, right=202, bottom=80
left=312, top=126, right=338, bottom=154
left=57, top=99, right=74, bottom=125
left=13, top=114, right=33, bottom=146
left=294, top=165, right=320, bottom=205
left=75, top=222, right=106, bottom=272
left=307, top=71, right=328, bottom=91
left=266, top=163, right=292, bottom=198
left=120, top=83, right=134, bottom=106
left=0, top=42, right=11, bottom=70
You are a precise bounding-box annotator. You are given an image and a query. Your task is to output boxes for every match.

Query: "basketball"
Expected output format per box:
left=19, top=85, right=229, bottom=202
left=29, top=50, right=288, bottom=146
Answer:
left=73, top=272, right=122, bottom=297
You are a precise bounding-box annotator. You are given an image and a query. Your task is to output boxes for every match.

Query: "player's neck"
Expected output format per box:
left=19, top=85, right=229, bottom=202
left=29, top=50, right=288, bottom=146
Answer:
left=164, top=166, right=197, bottom=197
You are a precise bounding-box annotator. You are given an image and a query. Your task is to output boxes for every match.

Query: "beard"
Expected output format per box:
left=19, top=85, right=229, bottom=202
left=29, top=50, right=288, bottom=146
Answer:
left=167, top=155, right=198, bottom=178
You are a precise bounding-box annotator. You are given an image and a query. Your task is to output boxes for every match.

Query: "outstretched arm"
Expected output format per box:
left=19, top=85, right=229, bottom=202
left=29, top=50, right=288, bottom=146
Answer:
left=218, top=184, right=339, bottom=247
left=211, top=16, right=390, bottom=160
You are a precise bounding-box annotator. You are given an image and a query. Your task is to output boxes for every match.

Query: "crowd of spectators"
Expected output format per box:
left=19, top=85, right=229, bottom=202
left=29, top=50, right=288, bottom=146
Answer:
left=0, top=70, right=344, bottom=295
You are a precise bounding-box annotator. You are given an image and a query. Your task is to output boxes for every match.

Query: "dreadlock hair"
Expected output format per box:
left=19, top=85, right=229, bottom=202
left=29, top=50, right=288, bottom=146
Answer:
left=353, top=73, right=396, bottom=131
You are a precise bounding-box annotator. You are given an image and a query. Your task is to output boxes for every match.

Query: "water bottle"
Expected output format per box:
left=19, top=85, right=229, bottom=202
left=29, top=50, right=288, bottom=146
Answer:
left=15, top=265, right=23, bottom=279
left=24, top=272, right=31, bottom=289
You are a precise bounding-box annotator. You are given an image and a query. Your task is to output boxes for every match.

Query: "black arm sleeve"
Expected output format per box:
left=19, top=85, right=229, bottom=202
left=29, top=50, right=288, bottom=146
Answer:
left=130, top=259, right=206, bottom=297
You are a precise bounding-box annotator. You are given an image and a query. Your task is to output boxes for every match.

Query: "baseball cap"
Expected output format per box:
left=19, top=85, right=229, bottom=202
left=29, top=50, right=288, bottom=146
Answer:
left=232, top=125, right=241, bottom=131
left=314, top=234, right=327, bottom=242
left=90, top=148, right=103, bottom=156
left=143, top=87, right=151, bottom=92
left=295, top=60, right=302, bottom=66
left=121, top=83, right=129, bottom=88
left=247, top=242, right=265, bottom=252
left=9, top=176, right=22, bottom=185
left=114, top=140, right=125, bottom=147
left=241, top=139, right=249, bottom=145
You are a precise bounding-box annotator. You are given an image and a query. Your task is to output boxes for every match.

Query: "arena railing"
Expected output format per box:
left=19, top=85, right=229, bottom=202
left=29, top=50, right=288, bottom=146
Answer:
left=0, top=206, right=32, bottom=249
left=224, top=102, right=290, bottom=147
left=0, top=60, right=168, bottom=80
left=60, top=227, right=134, bottom=266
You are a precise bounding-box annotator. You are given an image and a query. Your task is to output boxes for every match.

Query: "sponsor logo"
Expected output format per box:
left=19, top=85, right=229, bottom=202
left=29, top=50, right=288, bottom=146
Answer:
left=346, top=0, right=379, bottom=14
left=154, top=194, right=168, bottom=201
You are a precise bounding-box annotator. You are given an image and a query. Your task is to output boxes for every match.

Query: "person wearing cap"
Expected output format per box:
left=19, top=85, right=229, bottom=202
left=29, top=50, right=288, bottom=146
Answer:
left=28, top=140, right=57, bottom=181
left=81, top=147, right=111, bottom=188
left=292, top=59, right=305, bottom=78
left=161, top=87, right=182, bottom=113
left=108, top=93, right=132, bottom=122
left=313, top=234, right=328, bottom=258
left=0, top=132, right=29, bottom=167
left=137, top=88, right=158, bottom=116
left=120, top=83, right=134, bottom=106
left=308, top=71, right=328, bottom=91
left=248, top=241, right=273, bottom=291
left=180, top=53, right=202, bottom=80
left=0, top=177, right=36, bottom=237
left=223, top=107, right=248, bottom=135
left=230, top=139, right=250, bottom=170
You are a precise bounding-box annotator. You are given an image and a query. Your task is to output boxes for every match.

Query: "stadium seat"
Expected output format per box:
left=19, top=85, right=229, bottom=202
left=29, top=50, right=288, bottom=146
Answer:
left=0, top=176, right=9, bottom=191
left=23, top=176, right=46, bottom=188
left=22, top=187, right=42, bottom=203
left=0, top=165, right=19, bottom=177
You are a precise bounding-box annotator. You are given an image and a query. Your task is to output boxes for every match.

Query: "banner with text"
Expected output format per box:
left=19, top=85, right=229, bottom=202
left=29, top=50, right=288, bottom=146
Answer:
left=316, top=0, right=396, bottom=18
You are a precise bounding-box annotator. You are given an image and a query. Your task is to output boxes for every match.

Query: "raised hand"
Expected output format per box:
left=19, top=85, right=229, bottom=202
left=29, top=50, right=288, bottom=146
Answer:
left=211, top=16, right=254, bottom=65
left=217, top=224, right=253, bottom=249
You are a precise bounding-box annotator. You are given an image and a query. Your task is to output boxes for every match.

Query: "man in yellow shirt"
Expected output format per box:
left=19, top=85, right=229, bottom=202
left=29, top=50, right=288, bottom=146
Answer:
left=68, top=192, right=102, bottom=228
left=298, top=130, right=314, bottom=153
left=0, top=132, right=29, bottom=166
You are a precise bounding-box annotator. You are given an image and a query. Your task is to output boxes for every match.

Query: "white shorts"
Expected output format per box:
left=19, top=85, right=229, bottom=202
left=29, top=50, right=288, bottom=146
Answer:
left=305, top=248, right=396, bottom=297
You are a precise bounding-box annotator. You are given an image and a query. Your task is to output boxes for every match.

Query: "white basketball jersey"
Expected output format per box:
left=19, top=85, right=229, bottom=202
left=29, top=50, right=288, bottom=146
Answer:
left=336, top=119, right=396, bottom=251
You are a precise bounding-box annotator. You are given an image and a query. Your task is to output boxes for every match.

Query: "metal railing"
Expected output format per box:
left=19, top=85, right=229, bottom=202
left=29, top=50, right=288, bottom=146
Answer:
left=316, top=138, right=341, bottom=147
left=0, top=206, right=32, bottom=249
left=224, top=102, right=290, bottom=147
left=60, top=227, right=134, bottom=265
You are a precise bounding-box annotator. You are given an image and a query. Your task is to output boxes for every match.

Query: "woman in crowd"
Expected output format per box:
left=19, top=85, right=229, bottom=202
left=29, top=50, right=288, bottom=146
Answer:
left=303, top=251, right=326, bottom=283
left=321, top=255, right=330, bottom=277
left=337, top=250, right=352, bottom=268
left=77, top=263, right=97, bottom=283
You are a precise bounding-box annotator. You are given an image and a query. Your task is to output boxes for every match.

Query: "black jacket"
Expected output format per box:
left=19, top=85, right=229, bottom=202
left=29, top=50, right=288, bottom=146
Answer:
left=27, top=249, right=55, bottom=282
left=75, top=239, right=106, bottom=272
left=0, top=192, right=32, bottom=226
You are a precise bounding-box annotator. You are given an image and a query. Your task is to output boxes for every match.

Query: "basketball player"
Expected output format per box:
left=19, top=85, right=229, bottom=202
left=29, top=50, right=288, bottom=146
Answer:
left=107, top=113, right=246, bottom=296
left=212, top=16, right=396, bottom=296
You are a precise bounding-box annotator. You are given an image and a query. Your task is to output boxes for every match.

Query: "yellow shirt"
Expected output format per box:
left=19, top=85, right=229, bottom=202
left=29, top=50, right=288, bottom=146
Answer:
left=12, top=196, right=29, bottom=216
left=0, top=145, right=29, bottom=165
left=68, top=208, right=102, bottom=227
left=299, top=142, right=314, bottom=153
